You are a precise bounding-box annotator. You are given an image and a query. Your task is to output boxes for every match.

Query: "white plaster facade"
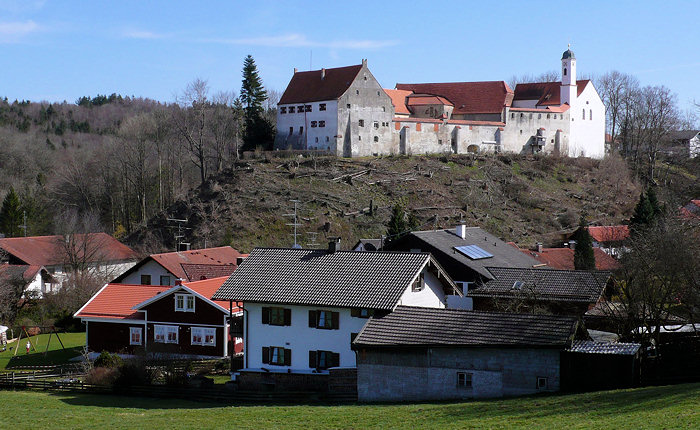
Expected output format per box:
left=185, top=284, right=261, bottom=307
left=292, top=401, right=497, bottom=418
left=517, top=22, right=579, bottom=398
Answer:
left=242, top=270, right=447, bottom=372
left=118, top=259, right=176, bottom=286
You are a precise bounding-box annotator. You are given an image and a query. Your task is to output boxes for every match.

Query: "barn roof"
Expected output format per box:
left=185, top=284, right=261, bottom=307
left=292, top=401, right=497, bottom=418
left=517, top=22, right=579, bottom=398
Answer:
left=395, top=81, right=513, bottom=115
left=279, top=64, right=363, bottom=104
left=353, top=306, right=577, bottom=348
left=519, top=247, right=620, bottom=271
left=0, top=234, right=138, bottom=266
left=513, top=80, right=590, bottom=106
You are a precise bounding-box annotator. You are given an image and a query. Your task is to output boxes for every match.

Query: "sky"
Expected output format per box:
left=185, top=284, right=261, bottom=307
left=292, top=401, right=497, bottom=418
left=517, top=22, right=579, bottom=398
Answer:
left=1, top=0, right=699, bottom=113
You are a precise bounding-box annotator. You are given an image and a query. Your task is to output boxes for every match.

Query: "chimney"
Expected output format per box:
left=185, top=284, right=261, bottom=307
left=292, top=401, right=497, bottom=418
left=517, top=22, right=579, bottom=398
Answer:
left=294, top=67, right=298, bottom=74
left=321, top=68, right=326, bottom=80
left=568, top=240, right=577, bottom=250
left=362, top=58, right=367, bottom=67
left=328, top=237, right=341, bottom=253
left=455, top=225, right=467, bottom=240
left=536, top=242, right=543, bottom=253
left=175, top=278, right=183, bottom=286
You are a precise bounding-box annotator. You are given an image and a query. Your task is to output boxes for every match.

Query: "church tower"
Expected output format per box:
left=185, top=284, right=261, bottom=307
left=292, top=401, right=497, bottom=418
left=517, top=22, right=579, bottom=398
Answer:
left=560, top=46, right=577, bottom=105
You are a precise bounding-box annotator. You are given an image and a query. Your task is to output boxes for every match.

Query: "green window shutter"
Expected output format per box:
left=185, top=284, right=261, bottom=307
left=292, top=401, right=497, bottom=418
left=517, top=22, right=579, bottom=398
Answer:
left=309, top=350, right=317, bottom=368
left=262, top=347, right=269, bottom=364
left=308, top=310, right=317, bottom=328
left=332, top=352, right=340, bottom=368
left=350, top=308, right=359, bottom=317
left=284, top=348, right=292, bottom=366
left=332, top=312, right=340, bottom=330
left=262, top=307, right=269, bottom=324
left=283, top=308, right=292, bottom=326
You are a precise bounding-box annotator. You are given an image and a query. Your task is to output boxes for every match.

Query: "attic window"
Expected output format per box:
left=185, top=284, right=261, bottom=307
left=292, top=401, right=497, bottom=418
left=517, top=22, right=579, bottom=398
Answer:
left=311, top=121, right=317, bottom=128
left=364, top=76, right=367, bottom=80
left=305, top=105, right=312, bottom=112
left=319, top=103, right=326, bottom=111
left=175, top=294, right=195, bottom=312
left=373, top=136, right=379, bottom=142
left=512, top=281, right=525, bottom=290
left=280, top=107, right=287, bottom=114
left=289, top=106, right=295, bottom=113
left=359, top=119, right=364, bottom=127
left=297, top=105, right=304, bottom=112
left=412, top=272, right=425, bottom=292
left=356, top=90, right=360, bottom=95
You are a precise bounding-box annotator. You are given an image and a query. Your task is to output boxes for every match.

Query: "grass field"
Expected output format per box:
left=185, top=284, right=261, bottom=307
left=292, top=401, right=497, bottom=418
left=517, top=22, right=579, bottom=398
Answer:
left=0, top=332, right=85, bottom=370
left=0, top=383, right=697, bottom=429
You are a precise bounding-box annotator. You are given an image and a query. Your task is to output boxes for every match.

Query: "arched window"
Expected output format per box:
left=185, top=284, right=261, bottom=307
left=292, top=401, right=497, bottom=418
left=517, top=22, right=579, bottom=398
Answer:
left=564, top=68, right=567, bottom=76
left=589, top=109, right=593, bottom=120
left=582, top=109, right=585, bottom=120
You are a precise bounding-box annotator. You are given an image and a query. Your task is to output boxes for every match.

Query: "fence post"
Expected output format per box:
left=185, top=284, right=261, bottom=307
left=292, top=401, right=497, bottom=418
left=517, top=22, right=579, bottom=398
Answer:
left=12, top=372, right=15, bottom=386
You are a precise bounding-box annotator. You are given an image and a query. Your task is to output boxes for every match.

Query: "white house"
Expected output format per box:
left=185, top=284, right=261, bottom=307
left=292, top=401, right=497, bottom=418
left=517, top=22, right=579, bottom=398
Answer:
left=0, top=264, right=57, bottom=298
left=212, top=239, right=461, bottom=377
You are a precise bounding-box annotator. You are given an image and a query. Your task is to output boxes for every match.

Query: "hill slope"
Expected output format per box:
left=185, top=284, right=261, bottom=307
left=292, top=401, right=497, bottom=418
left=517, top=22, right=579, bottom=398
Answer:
left=128, top=153, right=658, bottom=253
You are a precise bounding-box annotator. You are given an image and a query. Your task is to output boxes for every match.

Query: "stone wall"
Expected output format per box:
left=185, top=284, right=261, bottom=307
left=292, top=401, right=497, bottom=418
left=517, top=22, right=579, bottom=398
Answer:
left=357, top=347, right=561, bottom=402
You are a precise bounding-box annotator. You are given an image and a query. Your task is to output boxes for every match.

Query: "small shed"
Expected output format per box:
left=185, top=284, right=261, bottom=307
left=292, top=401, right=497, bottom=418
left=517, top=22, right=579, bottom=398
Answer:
left=561, top=340, right=641, bottom=391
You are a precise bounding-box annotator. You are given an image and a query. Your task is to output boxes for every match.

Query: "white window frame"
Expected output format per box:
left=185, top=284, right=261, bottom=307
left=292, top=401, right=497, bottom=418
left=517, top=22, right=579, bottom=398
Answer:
left=457, top=371, right=472, bottom=388
left=154, top=325, right=178, bottom=344
left=129, top=327, right=143, bottom=345
left=175, top=294, right=195, bottom=312
left=191, top=327, right=217, bottom=346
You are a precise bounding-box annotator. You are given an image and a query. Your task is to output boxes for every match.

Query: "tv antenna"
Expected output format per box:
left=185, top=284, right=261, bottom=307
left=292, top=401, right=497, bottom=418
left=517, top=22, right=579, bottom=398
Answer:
left=167, top=217, right=191, bottom=251
left=284, top=200, right=303, bottom=249
left=19, top=211, right=28, bottom=237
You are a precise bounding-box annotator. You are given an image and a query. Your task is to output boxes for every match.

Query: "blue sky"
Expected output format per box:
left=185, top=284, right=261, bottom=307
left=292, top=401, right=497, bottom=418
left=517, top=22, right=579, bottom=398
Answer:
left=1, top=0, right=699, bottom=113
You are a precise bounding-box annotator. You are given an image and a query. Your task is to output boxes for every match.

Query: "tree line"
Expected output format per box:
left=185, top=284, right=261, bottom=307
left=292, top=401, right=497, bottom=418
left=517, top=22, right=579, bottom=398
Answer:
left=0, top=55, right=277, bottom=242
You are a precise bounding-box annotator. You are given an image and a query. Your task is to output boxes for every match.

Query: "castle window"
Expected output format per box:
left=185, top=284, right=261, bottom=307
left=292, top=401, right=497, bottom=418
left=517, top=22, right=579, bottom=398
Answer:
left=289, top=106, right=295, bottom=113
left=358, top=135, right=361, bottom=141
left=564, top=68, right=567, bottom=76
left=326, top=136, right=329, bottom=142
left=520, top=130, right=523, bottom=135
left=538, top=114, right=542, bottom=119
left=520, top=113, right=524, bottom=118
left=373, top=136, right=379, bottom=142
left=547, top=114, right=550, bottom=119
left=319, top=120, right=325, bottom=127
left=280, top=107, right=287, bottom=114
left=347, top=104, right=351, bottom=108
left=382, top=106, right=386, bottom=112
left=511, top=113, right=515, bottom=119
left=310, top=121, right=317, bottom=128
left=289, top=127, right=293, bottom=135
left=319, top=103, right=326, bottom=111
left=359, top=119, right=364, bottom=127
left=356, top=90, right=359, bottom=95
left=373, top=121, right=379, bottom=129
left=315, top=137, right=318, bottom=143
left=298, top=105, right=304, bottom=112
left=299, top=126, right=304, bottom=135
left=305, top=105, right=312, bottom=112
left=377, top=91, right=380, bottom=96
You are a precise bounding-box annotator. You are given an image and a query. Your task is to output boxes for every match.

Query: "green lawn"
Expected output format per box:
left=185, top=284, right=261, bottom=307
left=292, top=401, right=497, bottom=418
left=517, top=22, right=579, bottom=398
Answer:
left=0, top=332, right=85, bottom=370
left=0, top=383, right=698, bottom=429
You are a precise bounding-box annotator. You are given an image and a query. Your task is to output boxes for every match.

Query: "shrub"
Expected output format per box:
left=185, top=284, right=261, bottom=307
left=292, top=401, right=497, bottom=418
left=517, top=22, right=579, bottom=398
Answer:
left=114, top=359, right=154, bottom=387
left=94, top=351, right=123, bottom=369
left=84, top=367, right=119, bottom=386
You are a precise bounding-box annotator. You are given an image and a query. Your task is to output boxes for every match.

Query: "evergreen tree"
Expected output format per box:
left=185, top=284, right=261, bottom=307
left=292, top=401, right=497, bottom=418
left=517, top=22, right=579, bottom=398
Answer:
left=240, top=55, right=273, bottom=150
left=572, top=216, right=596, bottom=270
left=630, top=187, right=660, bottom=233
left=646, top=186, right=662, bottom=217
left=0, top=187, right=23, bottom=237
left=386, top=203, right=420, bottom=241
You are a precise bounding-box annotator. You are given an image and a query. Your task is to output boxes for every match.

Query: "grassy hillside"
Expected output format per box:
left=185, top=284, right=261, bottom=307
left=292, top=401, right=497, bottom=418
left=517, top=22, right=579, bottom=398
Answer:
left=130, top=153, right=658, bottom=252
left=0, top=383, right=698, bottom=429
left=0, top=332, right=85, bottom=370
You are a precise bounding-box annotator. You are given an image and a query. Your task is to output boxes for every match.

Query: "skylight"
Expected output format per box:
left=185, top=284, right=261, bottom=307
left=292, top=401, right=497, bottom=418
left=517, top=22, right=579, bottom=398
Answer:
left=454, top=245, right=493, bottom=260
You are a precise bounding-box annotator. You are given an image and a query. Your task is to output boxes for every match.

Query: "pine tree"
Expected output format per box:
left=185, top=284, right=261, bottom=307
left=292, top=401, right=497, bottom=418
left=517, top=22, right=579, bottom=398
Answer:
left=240, top=55, right=273, bottom=150
left=630, top=188, right=658, bottom=233
left=646, top=186, right=662, bottom=218
left=387, top=203, right=420, bottom=241
left=572, top=216, right=596, bottom=270
left=0, top=187, right=23, bottom=237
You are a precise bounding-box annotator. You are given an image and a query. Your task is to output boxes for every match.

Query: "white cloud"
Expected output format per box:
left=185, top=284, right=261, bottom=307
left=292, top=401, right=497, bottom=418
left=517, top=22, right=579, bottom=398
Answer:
left=122, top=29, right=170, bottom=40
left=0, top=20, right=40, bottom=42
left=207, top=33, right=397, bottom=50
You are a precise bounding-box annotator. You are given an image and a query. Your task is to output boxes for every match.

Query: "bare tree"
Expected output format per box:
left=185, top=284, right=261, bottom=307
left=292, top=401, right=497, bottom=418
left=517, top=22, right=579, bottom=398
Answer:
left=596, top=71, right=639, bottom=155
left=174, top=78, right=212, bottom=185
left=0, top=260, right=37, bottom=326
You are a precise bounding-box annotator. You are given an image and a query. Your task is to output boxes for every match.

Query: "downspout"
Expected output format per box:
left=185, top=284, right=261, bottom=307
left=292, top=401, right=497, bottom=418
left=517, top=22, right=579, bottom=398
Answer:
left=242, top=302, right=248, bottom=369
left=229, top=301, right=233, bottom=373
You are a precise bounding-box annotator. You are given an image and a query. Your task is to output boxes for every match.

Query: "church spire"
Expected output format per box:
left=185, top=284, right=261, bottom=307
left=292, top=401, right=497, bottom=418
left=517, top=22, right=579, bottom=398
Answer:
left=561, top=46, right=577, bottom=105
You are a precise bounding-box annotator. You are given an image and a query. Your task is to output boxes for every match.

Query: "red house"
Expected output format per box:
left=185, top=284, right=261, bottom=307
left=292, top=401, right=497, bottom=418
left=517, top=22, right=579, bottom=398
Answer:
left=74, top=276, right=242, bottom=358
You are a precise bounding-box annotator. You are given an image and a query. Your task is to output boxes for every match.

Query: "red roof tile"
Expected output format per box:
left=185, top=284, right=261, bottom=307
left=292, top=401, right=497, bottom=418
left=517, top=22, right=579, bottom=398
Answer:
left=149, top=246, right=243, bottom=280
left=513, top=80, right=589, bottom=106
left=393, top=117, right=505, bottom=127
left=181, top=263, right=238, bottom=282
left=0, top=234, right=138, bottom=267
left=509, top=105, right=570, bottom=113
left=182, top=276, right=239, bottom=311
left=75, top=284, right=169, bottom=320
left=521, top=247, right=620, bottom=271
left=385, top=89, right=412, bottom=115
left=586, top=226, right=630, bottom=243
left=279, top=64, right=363, bottom=104
left=395, top=81, right=513, bottom=115
left=406, top=94, right=453, bottom=107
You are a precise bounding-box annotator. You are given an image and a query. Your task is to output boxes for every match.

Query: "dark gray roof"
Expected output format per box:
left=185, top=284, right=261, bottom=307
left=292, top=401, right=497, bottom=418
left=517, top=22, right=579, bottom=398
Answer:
left=212, top=248, right=438, bottom=310
left=469, top=267, right=610, bottom=303
left=353, top=306, right=577, bottom=348
left=669, top=130, right=700, bottom=141
left=562, top=49, right=575, bottom=59
left=568, top=340, right=640, bottom=355
left=353, top=239, right=383, bottom=251
left=397, top=228, right=542, bottom=280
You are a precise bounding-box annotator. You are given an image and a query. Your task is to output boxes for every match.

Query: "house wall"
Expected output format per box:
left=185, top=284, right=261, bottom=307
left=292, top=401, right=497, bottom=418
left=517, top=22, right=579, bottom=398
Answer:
left=243, top=268, right=447, bottom=371
left=119, top=260, right=174, bottom=285
left=86, top=320, right=146, bottom=355
left=145, top=322, right=226, bottom=357
left=142, top=289, right=226, bottom=326
left=569, top=83, right=606, bottom=159
left=502, top=109, right=570, bottom=155
left=275, top=100, right=339, bottom=151
left=392, top=120, right=502, bottom=156
left=689, top=136, right=700, bottom=158
left=357, top=347, right=561, bottom=401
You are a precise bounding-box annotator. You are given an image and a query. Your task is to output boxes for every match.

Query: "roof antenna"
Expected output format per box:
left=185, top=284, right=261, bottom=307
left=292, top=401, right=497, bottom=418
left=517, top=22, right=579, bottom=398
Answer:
left=284, top=200, right=302, bottom=249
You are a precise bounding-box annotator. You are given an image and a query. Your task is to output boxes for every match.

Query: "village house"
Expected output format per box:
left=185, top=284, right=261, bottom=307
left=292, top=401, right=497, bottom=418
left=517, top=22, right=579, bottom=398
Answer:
left=274, top=48, right=605, bottom=159
left=0, top=233, right=139, bottom=287
left=517, top=243, right=621, bottom=271
left=0, top=264, right=57, bottom=297
left=468, top=267, right=611, bottom=316
left=74, top=276, right=242, bottom=358
left=385, top=225, right=544, bottom=299
left=353, top=306, right=579, bottom=401
left=668, top=130, right=700, bottom=158
left=112, top=246, right=245, bottom=286
left=211, top=239, right=461, bottom=390
left=581, top=225, right=629, bottom=257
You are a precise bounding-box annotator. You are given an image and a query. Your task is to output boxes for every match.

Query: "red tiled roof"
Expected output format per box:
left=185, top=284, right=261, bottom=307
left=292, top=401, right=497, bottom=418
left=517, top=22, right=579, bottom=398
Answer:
left=182, top=276, right=239, bottom=311
left=150, top=246, right=243, bottom=280
left=393, top=117, right=505, bottom=127
left=75, top=284, right=169, bottom=320
left=279, top=64, right=363, bottom=104
left=385, top=89, right=412, bottom=115
left=395, top=81, right=513, bottom=115
left=0, top=234, right=138, bottom=267
left=586, top=226, right=630, bottom=243
left=406, top=94, right=453, bottom=106
left=181, top=263, right=238, bottom=282
left=513, top=80, right=589, bottom=106
left=521, top=247, right=620, bottom=271
left=509, top=105, right=570, bottom=113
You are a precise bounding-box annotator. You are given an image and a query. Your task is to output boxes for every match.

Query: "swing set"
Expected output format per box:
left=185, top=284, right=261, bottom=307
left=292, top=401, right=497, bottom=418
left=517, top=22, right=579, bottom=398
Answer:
left=12, top=325, right=66, bottom=357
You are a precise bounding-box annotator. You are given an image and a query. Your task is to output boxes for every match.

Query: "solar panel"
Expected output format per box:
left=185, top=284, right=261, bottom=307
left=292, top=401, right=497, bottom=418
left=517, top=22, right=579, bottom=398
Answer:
left=454, top=245, right=493, bottom=260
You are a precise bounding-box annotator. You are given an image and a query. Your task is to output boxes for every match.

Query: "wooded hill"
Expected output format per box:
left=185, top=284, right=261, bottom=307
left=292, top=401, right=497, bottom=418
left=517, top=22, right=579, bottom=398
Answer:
left=127, top=152, right=699, bottom=254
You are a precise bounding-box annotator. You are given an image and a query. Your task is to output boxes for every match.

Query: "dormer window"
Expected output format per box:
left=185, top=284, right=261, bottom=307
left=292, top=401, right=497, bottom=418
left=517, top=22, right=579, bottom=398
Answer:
left=175, top=294, right=195, bottom=312
left=412, top=272, right=425, bottom=292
